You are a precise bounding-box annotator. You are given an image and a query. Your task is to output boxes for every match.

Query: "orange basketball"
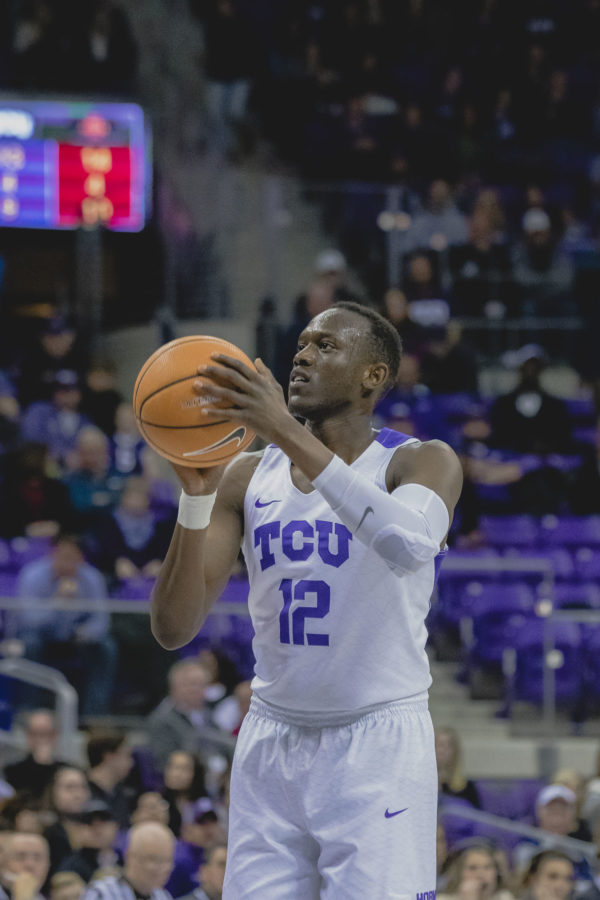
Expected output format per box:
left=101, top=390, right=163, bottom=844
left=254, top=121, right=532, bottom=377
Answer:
left=133, top=335, right=257, bottom=467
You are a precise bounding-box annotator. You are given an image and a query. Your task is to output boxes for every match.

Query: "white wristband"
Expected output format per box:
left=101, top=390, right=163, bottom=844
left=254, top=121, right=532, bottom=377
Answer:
left=177, top=490, right=217, bottom=530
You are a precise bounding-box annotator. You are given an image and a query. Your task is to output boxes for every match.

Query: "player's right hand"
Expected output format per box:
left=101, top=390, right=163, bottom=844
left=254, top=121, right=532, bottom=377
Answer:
left=170, top=462, right=228, bottom=496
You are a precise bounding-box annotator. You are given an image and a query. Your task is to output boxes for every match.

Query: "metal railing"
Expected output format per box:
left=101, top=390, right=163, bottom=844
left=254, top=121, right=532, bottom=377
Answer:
left=439, top=801, right=597, bottom=863
left=0, top=657, right=78, bottom=760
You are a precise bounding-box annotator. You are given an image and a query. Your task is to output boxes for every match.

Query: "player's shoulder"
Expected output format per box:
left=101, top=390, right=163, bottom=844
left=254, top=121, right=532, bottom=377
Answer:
left=216, top=449, right=265, bottom=509
left=389, top=437, right=462, bottom=489
left=393, top=437, right=459, bottom=465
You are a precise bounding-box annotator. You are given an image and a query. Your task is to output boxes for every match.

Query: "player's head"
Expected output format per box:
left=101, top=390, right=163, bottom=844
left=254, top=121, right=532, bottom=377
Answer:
left=288, top=301, right=402, bottom=421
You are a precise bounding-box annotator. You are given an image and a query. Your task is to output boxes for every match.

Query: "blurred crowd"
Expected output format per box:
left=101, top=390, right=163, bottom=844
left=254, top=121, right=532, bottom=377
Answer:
left=3, top=715, right=600, bottom=899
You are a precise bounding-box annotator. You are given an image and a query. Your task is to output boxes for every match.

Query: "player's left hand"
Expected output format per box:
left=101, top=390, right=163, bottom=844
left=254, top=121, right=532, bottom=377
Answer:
left=194, top=355, right=293, bottom=444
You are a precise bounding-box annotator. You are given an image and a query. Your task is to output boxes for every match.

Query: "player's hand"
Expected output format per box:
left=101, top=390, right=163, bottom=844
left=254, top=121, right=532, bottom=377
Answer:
left=194, top=355, right=291, bottom=444
left=169, top=461, right=228, bottom=497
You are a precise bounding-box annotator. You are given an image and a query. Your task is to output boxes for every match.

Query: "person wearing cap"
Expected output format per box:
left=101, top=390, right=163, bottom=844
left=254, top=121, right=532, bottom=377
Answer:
left=18, top=316, right=88, bottom=408
left=489, top=344, right=572, bottom=457
left=81, top=823, right=174, bottom=900
left=21, top=370, right=92, bottom=470
left=177, top=843, right=227, bottom=900
left=165, top=800, right=225, bottom=899
left=511, top=206, right=574, bottom=318
left=513, top=784, right=593, bottom=883
left=56, top=800, right=122, bottom=883
left=8, top=534, right=117, bottom=717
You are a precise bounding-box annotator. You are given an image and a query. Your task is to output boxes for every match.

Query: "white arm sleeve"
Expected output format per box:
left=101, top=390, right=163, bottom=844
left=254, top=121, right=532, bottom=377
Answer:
left=311, top=454, right=449, bottom=576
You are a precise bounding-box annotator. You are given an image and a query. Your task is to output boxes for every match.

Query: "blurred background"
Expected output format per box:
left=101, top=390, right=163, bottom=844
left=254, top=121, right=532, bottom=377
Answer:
left=4, top=2, right=600, bottom=895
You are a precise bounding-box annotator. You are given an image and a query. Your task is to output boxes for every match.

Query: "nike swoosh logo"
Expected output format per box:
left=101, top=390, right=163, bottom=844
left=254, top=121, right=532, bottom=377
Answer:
left=183, top=426, right=247, bottom=457
left=385, top=808, right=408, bottom=818
left=356, top=506, right=374, bottom=532
left=255, top=499, right=281, bottom=508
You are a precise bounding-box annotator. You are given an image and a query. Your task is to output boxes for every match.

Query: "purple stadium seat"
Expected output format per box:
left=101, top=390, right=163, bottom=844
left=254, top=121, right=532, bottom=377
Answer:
left=9, top=536, right=52, bottom=571
left=573, top=548, right=600, bottom=581
left=509, top=619, right=583, bottom=709
left=540, top=515, right=600, bottom=547
left=468, top=583, right=536, bottom=666
left=111, top=576, right=156, bottom=600
left=480, top=516, right=539, bottom=548
left=553, top=582, right=600, bottom=609
left=475, top=778, right=545, bottom=824
left=438, top=798, right=477, bottom=848
left=0, top=540, right=11, bottom=571
left=502, top=547, right=574, bottom=582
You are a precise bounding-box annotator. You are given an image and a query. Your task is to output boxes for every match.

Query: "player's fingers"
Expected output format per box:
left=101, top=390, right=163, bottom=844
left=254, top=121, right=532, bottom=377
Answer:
left=194, top=381, right=243, bottom=407
left=208, top=353, right=257, bottom=379
left=198, top=364, right=248, bottom=391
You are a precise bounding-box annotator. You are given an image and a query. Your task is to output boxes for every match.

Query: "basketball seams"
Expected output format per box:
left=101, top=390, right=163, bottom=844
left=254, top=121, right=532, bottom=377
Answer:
left=133, top=335, right=206, bottom=409
left=138, top=373, right=222, bottom=418
left=138, top=419, right=231, bottom=429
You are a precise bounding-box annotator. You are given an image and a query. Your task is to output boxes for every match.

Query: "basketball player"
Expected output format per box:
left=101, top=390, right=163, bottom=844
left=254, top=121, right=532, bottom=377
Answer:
left=150, top=302, right=463, bottom=899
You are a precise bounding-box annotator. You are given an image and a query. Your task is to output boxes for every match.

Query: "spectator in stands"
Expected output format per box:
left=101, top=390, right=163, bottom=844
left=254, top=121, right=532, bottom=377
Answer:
left=213, top=682, right=252, bottom=736
left=0, top=384, right=21, bottom=459
left=10, top=535, right=117, bottom=716
left=81, top=822, right=174, bottom=900
left=147, top=660, right=231, bottom=770
left=511, top=208, right=575, bottom=317
left=201, top=0, right=259, bottom=158
left=437, top=842, right=515, bottom=899
left=57, top=799, right=121, bottom=882
left=167, top=800, right=225, bottom=898
left=552, top=769, right=592, bottom=842
left=435, top=727, right=482, bottom=809
left=4, top=710, right=66, bottom=800
left=513, top=785, right=591, bottom=880
left=407, top=179, right=469, bottom=254
left=21, top=371, right=92, bottom=470
left=86, top=732, right=134, bottom=830
left=81, top=359, right=123, bottom=438
left=489, top=345, right=572, bottom=454
left=110, top=404, right=146, bottom=477
left=0, top=793, right=45, bottom=834
left=0, top=832, right=50, bottom=900
left=449, top=208, right=513, bottom=316
left=380, top=287, right=428, bottom=355
left=519, top=849, right=575, bottom=900
left=0, top=443, right=75, bottom=540
left=18, top=317, right=87, bottom=408
left=43, top=766, right=90, bottom=876
left=129, top=793, right=170, bottom=829
left=161, top=752, right=207, bottom=838
left=78, top=1, right=137, bottom=94
left=177, top=841, right=227, bottom=900
left=49, top=872, right=86, bottom=900
left=419, top=322, right=479, bottom=395
left=62, top=427, right=125, bottom=530
left=87, top=477, right=173, bottom=584
left=91, top=476, right=173, bottom=581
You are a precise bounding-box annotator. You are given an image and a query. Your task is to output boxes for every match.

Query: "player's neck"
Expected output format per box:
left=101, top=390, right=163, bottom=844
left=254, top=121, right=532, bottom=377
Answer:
left=304, top=413, right=375, bottom=465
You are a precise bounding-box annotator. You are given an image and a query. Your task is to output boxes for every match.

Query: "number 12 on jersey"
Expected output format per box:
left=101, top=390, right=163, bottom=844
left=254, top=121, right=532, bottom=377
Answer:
left=279, top=579, right=330, bottom=646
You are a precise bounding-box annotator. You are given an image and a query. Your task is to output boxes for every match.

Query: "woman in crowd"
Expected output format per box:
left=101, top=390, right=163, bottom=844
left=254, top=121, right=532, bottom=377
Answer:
left=42, top=766, right=90, bottom=874
left=436, top=726, right=482, bottom=808
left=519, top=850, right=575, bottom=899
left=161, top=750, right=207, bottom=837
left=438, top=843, right=515, bottom=899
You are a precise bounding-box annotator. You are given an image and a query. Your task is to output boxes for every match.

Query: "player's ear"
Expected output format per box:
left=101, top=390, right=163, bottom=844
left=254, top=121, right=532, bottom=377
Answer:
left=361, top=363, right=388, bottom=396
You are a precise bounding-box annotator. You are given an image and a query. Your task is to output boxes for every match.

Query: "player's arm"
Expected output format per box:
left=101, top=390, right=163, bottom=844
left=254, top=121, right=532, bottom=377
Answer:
left=150, top=455, right=254, bottom=650
left=310, top=439, right=463, bottom=575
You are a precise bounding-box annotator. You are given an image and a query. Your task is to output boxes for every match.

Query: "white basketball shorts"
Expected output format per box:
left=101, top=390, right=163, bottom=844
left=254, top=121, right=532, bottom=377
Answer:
left=223, top=695, right=437, bottom=899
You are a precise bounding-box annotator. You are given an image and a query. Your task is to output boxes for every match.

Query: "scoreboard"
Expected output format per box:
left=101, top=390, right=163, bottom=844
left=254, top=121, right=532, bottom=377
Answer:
left=0, top=97, right=150, bottom=232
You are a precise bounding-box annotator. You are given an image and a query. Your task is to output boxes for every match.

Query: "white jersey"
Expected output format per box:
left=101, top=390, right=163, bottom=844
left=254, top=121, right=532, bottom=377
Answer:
left=241, top=428, right=446, bottom=713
